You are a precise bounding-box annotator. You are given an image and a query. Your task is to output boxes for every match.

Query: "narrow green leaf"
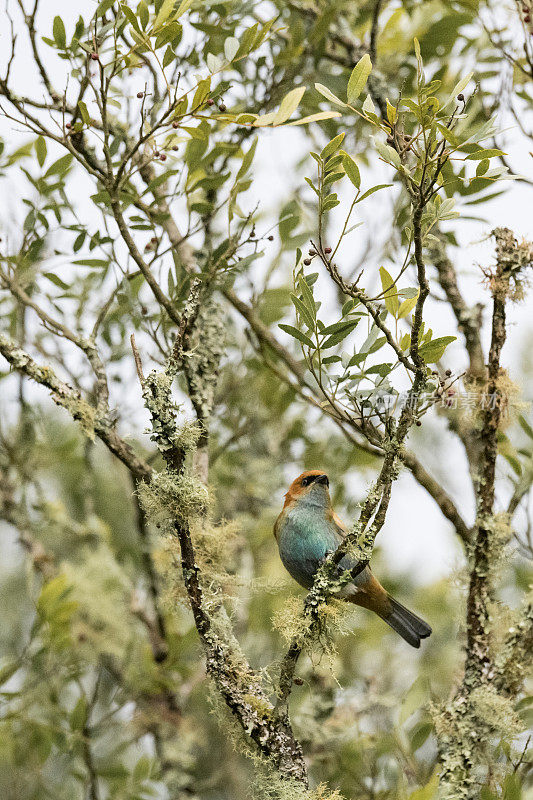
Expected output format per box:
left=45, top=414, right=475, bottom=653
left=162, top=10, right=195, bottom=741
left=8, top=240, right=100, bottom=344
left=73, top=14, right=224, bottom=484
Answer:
left=35, top=136, right=47, bottom=167
left=45, top=154, right=72, bottom=177
left=153, top=0, right=176, bottom=29
left=273, top=87, right=306, bottom=125
left=379, top=266, right=399, bottom=316
left=278, top=323, right=315, bottom=349
left=347, top=53, right=372, bottom=104
left=341, top=152, right=360, bottom=189
left=321, top=320, right=359, bottom=348
left=286, top=111, right=341, bottom=126
left=417, top=336, right=456, bottom=363
left=320, top=133, right=345, bottom=160
left=355, top=183, right=392, bottom=203
left=465, top=148, right=505, bottom=160
left=298, top=274, right=316, bottom=319
left=290, top=294, right=315, bottom=329
left=398, top=290, right=419, bottom=319
left=121, top=4, right=142, bottom=33
left=43, top=272, right=69, bottom=290
left=314, top=83, right=348, bottom=107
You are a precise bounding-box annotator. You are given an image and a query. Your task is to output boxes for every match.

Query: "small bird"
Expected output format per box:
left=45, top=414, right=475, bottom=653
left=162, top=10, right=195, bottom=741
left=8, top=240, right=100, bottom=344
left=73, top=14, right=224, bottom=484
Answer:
left=274, top=470, right=432, bottom=648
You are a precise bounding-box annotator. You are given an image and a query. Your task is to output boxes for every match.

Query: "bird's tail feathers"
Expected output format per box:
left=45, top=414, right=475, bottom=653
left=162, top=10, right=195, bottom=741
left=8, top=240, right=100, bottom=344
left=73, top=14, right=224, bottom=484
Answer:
left=380, top=596, right=432, bottom=649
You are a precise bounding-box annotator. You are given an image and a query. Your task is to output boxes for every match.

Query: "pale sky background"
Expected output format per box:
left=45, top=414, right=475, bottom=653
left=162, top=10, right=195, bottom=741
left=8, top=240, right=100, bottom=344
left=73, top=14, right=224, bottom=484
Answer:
left=1, top=1, right=532, bottom=586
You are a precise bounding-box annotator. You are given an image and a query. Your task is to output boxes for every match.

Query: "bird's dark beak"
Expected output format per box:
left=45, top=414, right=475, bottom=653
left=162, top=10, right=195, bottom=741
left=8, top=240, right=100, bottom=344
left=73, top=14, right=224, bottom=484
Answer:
left=316, top=474, right=329, bottom=486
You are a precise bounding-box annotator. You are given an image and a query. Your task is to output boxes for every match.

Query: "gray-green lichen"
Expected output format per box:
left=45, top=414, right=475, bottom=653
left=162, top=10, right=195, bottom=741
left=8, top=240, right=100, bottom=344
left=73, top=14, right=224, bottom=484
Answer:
left=138, top=468, right=209, bottom=528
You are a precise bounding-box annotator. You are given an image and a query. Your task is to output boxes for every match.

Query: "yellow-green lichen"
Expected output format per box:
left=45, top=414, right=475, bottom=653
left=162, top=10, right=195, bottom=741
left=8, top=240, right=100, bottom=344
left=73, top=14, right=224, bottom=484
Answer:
left=137, top=469, right=209, bottom=528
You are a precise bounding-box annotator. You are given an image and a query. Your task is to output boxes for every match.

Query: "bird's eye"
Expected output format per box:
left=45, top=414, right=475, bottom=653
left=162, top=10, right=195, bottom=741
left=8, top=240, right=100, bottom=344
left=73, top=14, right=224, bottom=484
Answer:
left=301, top=476, right=312, bottom=487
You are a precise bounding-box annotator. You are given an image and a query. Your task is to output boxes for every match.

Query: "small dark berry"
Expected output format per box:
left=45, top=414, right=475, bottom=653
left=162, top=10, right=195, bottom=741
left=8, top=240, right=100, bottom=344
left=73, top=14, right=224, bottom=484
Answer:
left=308, top=249, right=316, bottom=256
left=160, top=153, right=167, bottom=161
left=416, top=420, right=422, bottom=427
left=445, top=369, right=452, bottom=377
left=150, top=237, right=157, bottom=243
left=172, top=145, right=179, bottom=151
left=207, top=98, right=214, bottom=106
left=90, top=52, right=99, bottom=61
left=457, top=93, right=465, bottom=102
left=268, top=235, right=274, bottom=241
left=141, top=305, right=148, bottom=315
left=65, top=122, right=72, bottom=129
left=324, top=247, right=332, bottom=254
left=294, top=677, right=304, bottom=686
left=154, top=150, right=160, bottom=157
left=137, top=91, right=144, bottom=99
left=303, top=258, right=312, bottom=266
left=218, top=102, right=227, bottom=112
left=172, top=120, right=179, bottom=128
left=525, top=13, right=531, bottom=21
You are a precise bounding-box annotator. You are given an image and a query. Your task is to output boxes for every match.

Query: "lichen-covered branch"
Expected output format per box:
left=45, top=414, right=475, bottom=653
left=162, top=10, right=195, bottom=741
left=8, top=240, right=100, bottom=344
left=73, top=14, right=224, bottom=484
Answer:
left=438, top=229, right=533, bottom=799
left=0, top=334, right=151, bottom=482
left=135, top=306, right=309, bottom=786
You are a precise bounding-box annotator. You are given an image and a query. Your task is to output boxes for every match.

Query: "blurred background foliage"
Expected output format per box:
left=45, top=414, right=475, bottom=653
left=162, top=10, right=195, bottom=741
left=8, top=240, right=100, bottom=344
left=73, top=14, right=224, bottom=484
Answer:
left=0, top=0, right=532, bottom=798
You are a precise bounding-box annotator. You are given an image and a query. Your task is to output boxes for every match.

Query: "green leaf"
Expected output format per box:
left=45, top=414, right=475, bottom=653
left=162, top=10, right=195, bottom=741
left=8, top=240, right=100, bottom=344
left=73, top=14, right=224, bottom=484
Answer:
left=155, top=20, right=182, bottom=48
left=121, top=4, right=141, bottom=33
left=321, top=133, right=345, bottom=161
left=502, top=773, right=522, bottom=800
left=273, top=87, right=306, bottom=125
left=314, top=83, right=348, bottom=108
left=400, top=676, right=429, bottom=725
left=278, top=323, right=315, bottom=349
left=355, top=184, right=392, bottom=203
left=417, top=336, right=456, bottom=363
left=97, top=0, right=116, bottom=13
left=379, top=266, right=399, bottom=316
left=45, top=154, right=73, bottom=177
left=35, top=136, right=47, bottom=167
left=341, top=152, right=360, bottom=189
left=153, top=0, right=176, bottom=28
left=73, top=258, right=109, bottom=267
left=175, top=0, right=193, bottom=19
left=290, top=294, right=315, bottom=329
left=320, top=320, right=359, bottom=348
left=43, top=272, right=69, bottom=290
left=224, top=36, right=239, bottom=62
left=465, top=148, right=505, bottom=160
left=78, top=101, right=90, bottom=125
left=192, top=77, right=211, bottom=109
left=362, top=94, right=375, bottom=114
left=287, top=111, right=341, bottom=126
left=518, top=415, right=533, bottom=440
left=398, top=290, right=419, bottom=319
left=347, top=53, right=372, bottom=103
left=70, top=697, right=88, bottom=730
left=53, top=16, right=67, bottom=49
left=448, top=72, right=473, bottom=104
left=409, top=721, right=434, bottom=751
left=138, top=1, right=149, bottom=29
left=298, top=274, right=316, bottom=319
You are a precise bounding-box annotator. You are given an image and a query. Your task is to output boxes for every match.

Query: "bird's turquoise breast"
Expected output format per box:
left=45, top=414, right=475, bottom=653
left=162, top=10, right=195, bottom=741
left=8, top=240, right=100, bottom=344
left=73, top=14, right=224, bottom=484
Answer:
left=277, top=506, right=340, bottom=589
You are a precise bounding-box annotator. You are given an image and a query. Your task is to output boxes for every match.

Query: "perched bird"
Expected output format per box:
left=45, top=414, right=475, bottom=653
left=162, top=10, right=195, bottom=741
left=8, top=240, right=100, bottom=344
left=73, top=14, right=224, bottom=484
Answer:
left=274, top=470, right=432, bottom=648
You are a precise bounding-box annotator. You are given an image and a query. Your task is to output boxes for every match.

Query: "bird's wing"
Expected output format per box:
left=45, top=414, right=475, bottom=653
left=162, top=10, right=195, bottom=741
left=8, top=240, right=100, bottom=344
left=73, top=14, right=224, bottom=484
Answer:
left=328, top=508, right=349, bottom=538
left=273, top=510, right=283, bottom=541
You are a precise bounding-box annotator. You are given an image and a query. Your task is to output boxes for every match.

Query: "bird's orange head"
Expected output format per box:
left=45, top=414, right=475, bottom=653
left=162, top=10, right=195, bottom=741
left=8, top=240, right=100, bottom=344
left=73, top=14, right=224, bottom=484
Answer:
left=282, top=470, right=331, bottom=509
